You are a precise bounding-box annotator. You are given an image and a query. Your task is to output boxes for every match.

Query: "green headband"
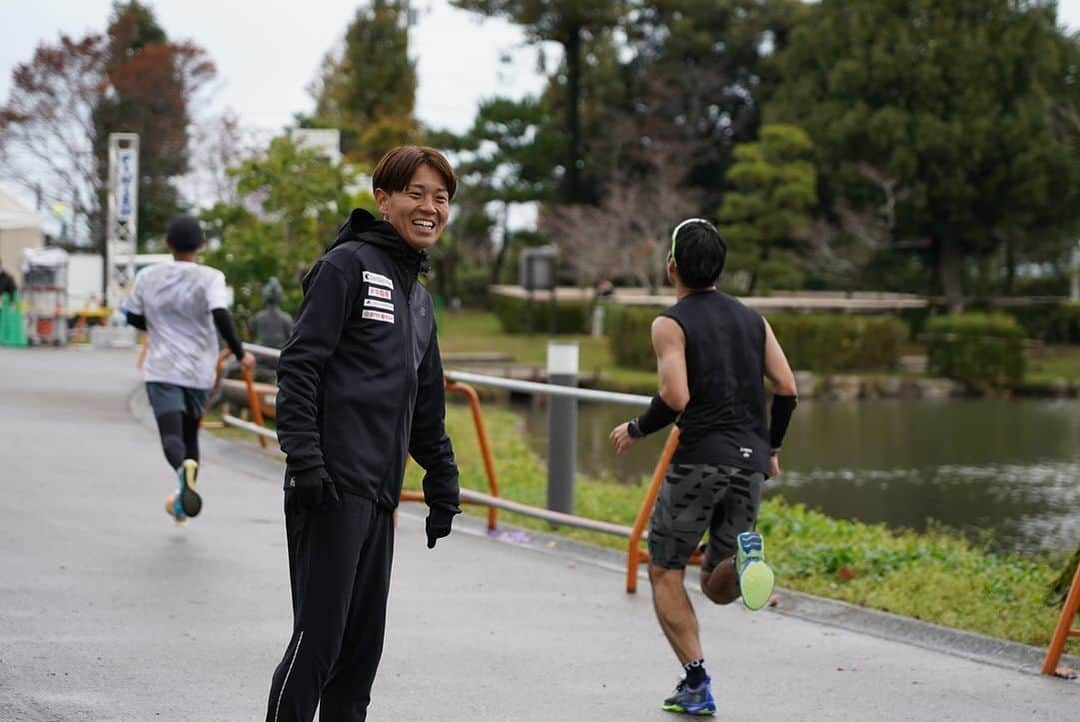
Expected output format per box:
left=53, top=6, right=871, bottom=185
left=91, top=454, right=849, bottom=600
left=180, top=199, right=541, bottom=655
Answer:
left=669, top=218, right=716, bottom=267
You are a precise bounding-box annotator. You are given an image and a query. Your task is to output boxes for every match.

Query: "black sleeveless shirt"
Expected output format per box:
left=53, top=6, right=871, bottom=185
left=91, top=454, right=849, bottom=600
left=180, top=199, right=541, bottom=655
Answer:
left=660, top=290, right=770, bottom=475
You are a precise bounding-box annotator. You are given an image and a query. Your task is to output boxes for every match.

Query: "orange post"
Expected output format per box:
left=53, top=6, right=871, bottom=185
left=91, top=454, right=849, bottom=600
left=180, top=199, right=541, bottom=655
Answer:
left=446, top=379, right=501, bottom=531
left=240, top=365, right=268, bottom=448
left=1042, top=560, right=1080, bottom=675
left=399, top=379, right=500, bottom=530
left=626, top=427, right=680, bottom=594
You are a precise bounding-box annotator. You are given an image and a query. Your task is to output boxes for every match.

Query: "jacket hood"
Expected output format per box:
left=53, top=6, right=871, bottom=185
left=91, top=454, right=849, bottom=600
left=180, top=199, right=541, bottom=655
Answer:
left=329, top=208, right=430, bottom=275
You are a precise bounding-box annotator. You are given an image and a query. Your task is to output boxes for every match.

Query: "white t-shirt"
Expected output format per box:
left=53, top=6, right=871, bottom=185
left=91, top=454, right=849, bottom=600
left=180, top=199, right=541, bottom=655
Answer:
left=123, top=261, right=230, bottom=389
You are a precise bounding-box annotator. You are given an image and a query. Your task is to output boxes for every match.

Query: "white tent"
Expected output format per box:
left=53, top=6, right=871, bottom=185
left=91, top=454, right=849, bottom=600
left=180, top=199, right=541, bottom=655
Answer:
left=0, top=189, right=44, bottom=288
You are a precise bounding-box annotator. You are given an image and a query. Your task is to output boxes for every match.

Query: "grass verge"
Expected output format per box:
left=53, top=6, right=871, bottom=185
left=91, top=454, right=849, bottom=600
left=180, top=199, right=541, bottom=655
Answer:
left=403, top=403, right=1079, bottom=653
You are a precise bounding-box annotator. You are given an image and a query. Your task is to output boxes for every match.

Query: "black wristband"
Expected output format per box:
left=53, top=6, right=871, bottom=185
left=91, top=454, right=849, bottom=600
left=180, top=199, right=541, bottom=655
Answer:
left=636, top=394, right=679, bottom=436
left=769, top=394, right=798, bottom=450
left=627, top=419, right=644, bottom=439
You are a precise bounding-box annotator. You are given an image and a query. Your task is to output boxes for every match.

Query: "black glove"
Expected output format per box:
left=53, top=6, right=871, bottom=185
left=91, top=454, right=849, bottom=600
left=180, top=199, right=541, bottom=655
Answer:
left=287, top=468, right=341, bottom=512
left=425, top=508, right=455, bottom=549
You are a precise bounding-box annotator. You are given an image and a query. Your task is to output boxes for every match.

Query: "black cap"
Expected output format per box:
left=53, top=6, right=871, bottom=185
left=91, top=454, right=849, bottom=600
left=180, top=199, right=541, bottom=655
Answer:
left=166, top=214, right=204, bottom=252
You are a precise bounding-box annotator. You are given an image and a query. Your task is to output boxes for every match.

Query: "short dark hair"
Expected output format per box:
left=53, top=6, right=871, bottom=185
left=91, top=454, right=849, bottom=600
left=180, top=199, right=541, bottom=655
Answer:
left=671, top=220, right=726, bottom=289
left=166, top=214, right=204, bottom=252
left=372, top=145, right=457, bottom=200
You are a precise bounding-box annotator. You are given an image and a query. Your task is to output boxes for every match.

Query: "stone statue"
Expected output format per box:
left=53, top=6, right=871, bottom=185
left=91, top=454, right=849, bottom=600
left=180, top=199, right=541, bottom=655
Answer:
left=249, top=277, right=294, bottom=350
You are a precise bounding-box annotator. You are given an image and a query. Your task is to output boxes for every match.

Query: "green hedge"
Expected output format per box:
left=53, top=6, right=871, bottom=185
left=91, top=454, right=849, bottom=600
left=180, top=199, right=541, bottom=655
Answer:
left=605, top=305, right=661, bottom=370
left=924, top=313, right=1026, bottom=388
left=765, top=313, right=908, bottom=373
left=1001, top=302, right=1080, bottom=345
left=454, top=267, right=491, bottom=309
left=491, top=295, right=589, bottom=334
left=604, top=306, right=908, bottom=373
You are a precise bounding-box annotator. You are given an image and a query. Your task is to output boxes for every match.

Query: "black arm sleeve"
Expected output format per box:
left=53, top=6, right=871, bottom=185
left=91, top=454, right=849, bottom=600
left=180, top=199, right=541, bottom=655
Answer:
left=769, top=394, right=798, bottom=450
left=125, top=311, right=147, bottom=331
left=275, top=260, right=354, bottom=475
left=636, top=393, right=680, bottom=436
left=408, top=330, right=461, bottom=516
left=211, top=308, right=245, bottom=361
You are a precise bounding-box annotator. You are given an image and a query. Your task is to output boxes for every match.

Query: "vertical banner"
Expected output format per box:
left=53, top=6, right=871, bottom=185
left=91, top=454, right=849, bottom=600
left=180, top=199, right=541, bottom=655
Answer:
left=106, top=133, right=139, bottom=310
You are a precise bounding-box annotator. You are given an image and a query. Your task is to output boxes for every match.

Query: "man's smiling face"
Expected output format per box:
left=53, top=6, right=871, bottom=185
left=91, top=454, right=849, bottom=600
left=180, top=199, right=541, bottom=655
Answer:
left=375, top=164, right=451, bottom=251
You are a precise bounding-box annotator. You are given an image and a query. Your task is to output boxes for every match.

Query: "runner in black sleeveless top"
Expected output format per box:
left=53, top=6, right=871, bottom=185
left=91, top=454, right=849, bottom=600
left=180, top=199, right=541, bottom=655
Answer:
left=609, top=218, right=798, bottom=715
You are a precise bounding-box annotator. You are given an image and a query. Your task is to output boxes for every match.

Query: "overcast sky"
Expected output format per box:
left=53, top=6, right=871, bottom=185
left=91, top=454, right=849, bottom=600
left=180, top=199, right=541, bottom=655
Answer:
left=4, top=0, right=1075, bottom=138
left=1, top=0, right=1079, bottom=210
left=0, top=0, right=553, bottom=137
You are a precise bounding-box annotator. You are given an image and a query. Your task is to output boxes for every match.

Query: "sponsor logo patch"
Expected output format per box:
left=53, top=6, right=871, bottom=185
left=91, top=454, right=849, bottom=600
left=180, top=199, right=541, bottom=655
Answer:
left=363, top=298, right=394, bottom=312
left=368, top=286, right=391, bottom=300
left=362, top=270, right=393, bottom=289
left=362, top=309, right=395, bottom=324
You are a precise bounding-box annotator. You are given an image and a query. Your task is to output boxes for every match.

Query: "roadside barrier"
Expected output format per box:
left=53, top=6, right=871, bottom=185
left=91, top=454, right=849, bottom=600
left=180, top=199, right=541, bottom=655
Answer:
left=206, top=343, right=687, bottom=592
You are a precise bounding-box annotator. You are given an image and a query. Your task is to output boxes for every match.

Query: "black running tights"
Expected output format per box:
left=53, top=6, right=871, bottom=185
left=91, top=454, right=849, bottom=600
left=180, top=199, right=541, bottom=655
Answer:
left=154, top=411, right=200, bottom=470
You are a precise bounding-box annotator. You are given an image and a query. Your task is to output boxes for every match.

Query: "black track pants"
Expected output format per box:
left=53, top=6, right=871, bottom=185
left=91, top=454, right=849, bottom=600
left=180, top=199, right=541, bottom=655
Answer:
left=266, top=493, right=395, bottom=722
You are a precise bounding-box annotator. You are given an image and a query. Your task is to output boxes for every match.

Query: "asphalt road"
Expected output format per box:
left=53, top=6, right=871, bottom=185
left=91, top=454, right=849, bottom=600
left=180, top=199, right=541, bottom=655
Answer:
left=1, top=346, right=1078, bottom=721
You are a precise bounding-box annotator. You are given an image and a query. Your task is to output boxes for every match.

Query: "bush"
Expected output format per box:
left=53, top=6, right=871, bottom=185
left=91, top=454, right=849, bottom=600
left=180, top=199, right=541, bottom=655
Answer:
left=1001, top=302, right=1080, bottom=345
left=454, top=266, right=491, bottom=309
left=604, top=307, right=907, bottom=373
left=765, top=313, right=908, bottom=373
left=605, top=305, right=662, bottom=370
left=924, top=313, right=1026, bottom=388
left=491, top=294, right=589, bottom=334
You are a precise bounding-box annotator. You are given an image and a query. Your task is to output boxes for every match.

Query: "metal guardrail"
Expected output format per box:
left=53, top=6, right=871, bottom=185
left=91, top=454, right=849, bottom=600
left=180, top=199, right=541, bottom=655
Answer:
left=444, top=370, right=651, bottom=407
left=238, top=342, right=652, bottom=407
left=214, top=341, right=679, bottom=592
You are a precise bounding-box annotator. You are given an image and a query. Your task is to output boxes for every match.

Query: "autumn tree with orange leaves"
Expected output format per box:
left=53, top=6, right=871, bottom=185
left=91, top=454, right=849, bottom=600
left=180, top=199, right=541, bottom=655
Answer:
left=0, top=1, right=214, bottom=251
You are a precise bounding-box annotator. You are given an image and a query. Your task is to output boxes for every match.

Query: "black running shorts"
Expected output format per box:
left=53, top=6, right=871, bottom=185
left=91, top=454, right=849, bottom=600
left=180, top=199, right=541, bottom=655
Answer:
left=648, top=464, right=765, bottom=573
left=146, top=381, right=209, bottom=419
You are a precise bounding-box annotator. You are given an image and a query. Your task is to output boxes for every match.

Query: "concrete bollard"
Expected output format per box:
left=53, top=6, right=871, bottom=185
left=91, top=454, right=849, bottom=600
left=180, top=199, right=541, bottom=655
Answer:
left=546, top=340, right=579, bottom=515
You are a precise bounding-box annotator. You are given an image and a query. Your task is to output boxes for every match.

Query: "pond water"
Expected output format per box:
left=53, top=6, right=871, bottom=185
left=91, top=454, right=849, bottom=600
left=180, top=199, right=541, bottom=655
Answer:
left=506, top=397, right=1080, bottom=555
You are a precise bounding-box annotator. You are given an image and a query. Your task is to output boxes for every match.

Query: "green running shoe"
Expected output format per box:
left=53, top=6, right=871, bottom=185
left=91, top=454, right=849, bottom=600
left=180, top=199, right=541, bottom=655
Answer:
left=736, top=531, right=774, bottom=611
left=661, top=677, right=716, bottom=716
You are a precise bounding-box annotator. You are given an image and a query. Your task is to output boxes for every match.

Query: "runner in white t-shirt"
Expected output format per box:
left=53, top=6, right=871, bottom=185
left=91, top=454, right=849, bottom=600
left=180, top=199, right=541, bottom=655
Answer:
left=122, top=215, right=255, bottom=524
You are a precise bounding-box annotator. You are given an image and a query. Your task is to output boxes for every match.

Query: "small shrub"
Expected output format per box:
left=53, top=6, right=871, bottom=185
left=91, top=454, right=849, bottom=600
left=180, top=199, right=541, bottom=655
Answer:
left=924, top=313, right=1026, bottom=388
left=765, top=313, right=908, bottom=373
left=491, top=294, right=589, bottom=334
left=605, top=305, right=662, bottom=370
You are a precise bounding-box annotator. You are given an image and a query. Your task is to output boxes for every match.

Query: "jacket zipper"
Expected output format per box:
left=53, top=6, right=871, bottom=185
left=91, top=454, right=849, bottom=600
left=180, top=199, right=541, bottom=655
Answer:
left=394, top=268, right=416, bottom=506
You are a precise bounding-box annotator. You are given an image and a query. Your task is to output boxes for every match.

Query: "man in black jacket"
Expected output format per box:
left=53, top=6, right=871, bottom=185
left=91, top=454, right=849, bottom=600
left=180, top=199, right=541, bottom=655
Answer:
left=265, top=146, right=461, bottom=722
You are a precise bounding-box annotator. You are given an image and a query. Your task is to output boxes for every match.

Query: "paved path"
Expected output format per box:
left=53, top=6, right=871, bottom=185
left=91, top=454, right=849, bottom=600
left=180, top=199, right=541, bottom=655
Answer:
left=1, top=347, right=1078, bottom=721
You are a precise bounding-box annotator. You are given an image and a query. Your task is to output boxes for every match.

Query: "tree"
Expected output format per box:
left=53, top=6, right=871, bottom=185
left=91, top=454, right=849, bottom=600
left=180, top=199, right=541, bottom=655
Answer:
left=0, top=1, right=214, bottom=253
left=618, top=0, right=804, bottom=211
left=543, top=142, right=698, bottom=292
left=186, top=111, right=263, bottom=210
left=767, top=0, right=1080, bottom=308
left=307, top=0, right=418, bottom=165
left=451, top=0, right=625, bottom=203
left=201, top=136, right=370, bottom=325
left=0, top=34, right=109, bottom=246
left=441, top=96, right=561, bottom=283
left=716, top=124, right=817, bottom=294
left=93, top=1, right=215, bottom=250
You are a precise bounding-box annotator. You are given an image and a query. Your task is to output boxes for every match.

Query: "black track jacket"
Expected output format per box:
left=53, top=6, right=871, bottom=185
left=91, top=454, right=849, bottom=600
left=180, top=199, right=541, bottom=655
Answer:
left=276, top=208, right=460, bottom=516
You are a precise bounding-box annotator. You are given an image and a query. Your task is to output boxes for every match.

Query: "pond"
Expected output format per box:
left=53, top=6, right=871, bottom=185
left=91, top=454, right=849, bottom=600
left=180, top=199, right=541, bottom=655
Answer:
left=507, top=397, right=1080, bottom=555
